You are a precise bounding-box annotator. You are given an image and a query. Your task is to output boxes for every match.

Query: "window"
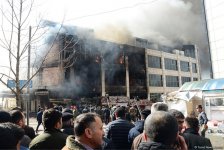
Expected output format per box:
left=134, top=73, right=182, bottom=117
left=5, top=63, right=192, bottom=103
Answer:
left=182, top=45, right=196, bottom=58
left=192, top=63, right=197, bottom=73
left=149, top=74, right=163, bottom=86
left=181, top=77, right=191, bottom=85
left=148, top=55, right=161, bottom=68
left=164, top=58, right=177, bottom=70
left=180, top=61, right=190, bottom=72
left=166, top=76, right=179, bottom=87
left=193, top=78, right=198, bottom=81
left=210, top=98, right=224, bottom=106
left=150, top=93, right=163, bottom=102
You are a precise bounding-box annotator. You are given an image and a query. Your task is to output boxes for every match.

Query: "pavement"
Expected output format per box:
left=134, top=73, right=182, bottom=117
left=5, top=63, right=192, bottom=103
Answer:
left=206, top=124, right=224, bottom=150
left=28, top=117, right=44, bottom=135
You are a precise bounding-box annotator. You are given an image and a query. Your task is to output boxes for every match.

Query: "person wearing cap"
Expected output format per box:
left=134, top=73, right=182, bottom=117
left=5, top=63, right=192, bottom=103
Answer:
left=128, top=109, right=151, bottom=144
left=196, top=104, right=208, bottom=137
left=62, top=112, right=74, bottom=135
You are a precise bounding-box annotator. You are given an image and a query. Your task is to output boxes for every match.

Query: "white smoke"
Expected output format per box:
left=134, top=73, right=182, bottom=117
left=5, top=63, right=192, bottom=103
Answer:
left=38, top=0, right=210, bottom=79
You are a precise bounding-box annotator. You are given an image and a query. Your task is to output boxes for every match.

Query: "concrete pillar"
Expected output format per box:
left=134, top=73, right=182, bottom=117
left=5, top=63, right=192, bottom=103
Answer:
left=125, top=56, right=130, bottom=98
left=177, top=53, right=182, bottom=86
left=101, top=62, right=106, bottom=96
left=161, top=53, right=166, bottom=92
left=145, top=51, right=150, bottom=100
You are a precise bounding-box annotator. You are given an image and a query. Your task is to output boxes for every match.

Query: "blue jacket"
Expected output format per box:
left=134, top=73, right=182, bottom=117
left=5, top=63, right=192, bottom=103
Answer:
left=128, top=120, right=144, bottom=144
left=105, top=118, right=134, bottom=150
left=198, top=111, right=208, bottom=125
left=36, top=111, right=43, bottom=123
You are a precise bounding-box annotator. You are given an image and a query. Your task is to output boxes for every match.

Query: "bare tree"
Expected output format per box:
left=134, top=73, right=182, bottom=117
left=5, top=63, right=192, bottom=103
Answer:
left=0, top=0, right=65, bottom=107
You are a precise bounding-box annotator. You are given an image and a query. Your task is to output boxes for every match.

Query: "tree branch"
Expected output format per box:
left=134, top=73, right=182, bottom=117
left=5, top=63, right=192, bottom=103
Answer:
left=0, top=73, right=16, bottom=95
left=19, top=22, right=64, bottom=91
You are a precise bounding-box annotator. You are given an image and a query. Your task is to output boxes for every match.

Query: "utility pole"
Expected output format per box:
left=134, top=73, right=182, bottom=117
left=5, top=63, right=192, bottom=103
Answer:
left=26, top=26, right=31, bottom=126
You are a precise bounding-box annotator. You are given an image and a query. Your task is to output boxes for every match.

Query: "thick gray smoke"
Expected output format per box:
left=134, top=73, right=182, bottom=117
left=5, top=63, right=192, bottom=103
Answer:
left=91, top=0, right=211, bottom=79
left=38, top=0, right=211, bottom=80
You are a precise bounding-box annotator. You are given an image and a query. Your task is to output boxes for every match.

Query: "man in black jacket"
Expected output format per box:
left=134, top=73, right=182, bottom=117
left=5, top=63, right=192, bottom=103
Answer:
left=183, top=117, right=213, bottom=150
left=105, top=106, right=134, bottom=149
left=36, top=108, right=43, bottom=133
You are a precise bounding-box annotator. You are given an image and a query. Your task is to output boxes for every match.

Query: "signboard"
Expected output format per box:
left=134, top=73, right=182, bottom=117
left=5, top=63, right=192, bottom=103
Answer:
left=35, top=91, right=49, bottom=96
left=7, top=80, right=32, bottom=88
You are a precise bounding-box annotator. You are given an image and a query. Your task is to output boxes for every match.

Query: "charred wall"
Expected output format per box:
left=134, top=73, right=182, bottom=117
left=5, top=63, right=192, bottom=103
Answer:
left=38, top=34, right=148, bottom=100
left=124, top=45, right=147, bottom=99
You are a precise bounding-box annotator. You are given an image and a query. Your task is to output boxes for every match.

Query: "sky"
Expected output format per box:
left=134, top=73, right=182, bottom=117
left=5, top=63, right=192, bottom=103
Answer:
left=0, top=0, right=214, bottom=90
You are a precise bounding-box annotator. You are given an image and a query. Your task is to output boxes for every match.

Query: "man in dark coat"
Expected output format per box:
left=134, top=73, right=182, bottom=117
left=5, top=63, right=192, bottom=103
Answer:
left=128, top=109, right=151, bottom=144
left=62, top=113, right=104, bottom=150
left=29, top=108, right=68, bottom=150
left=183, top=117, right=213, bottom=150
left=62, top=112, right=74, bottom=135
left=36, top=108, right=43, bottom=133
left=105, top=106, right=134, bottom=150
left=103, top=106, right=111, bottom=124
left=196, top=104, right=208, bottom=137
left=138, top=111, right=187, bottom=150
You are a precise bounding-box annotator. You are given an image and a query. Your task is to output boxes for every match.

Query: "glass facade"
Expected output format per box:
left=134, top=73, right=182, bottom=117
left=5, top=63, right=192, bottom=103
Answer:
left=149, top=74, right=163, bottom=86
left=180, top=61, right=190, bottom=72
left=148, top=55, right=161, bottom=68
left=166, top=76, right=179, bottom=87
left=181, top=77, right=191, bottom=85
left=164, top=58, right=177, bottom=70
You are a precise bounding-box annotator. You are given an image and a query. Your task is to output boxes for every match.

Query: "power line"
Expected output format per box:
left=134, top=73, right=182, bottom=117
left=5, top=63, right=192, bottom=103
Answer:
left=65, top=0, right=160, bottom=22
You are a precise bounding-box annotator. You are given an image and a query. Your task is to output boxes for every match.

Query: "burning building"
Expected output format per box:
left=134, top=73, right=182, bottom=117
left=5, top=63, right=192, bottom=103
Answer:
left=32, top=26, right=200, bottom=109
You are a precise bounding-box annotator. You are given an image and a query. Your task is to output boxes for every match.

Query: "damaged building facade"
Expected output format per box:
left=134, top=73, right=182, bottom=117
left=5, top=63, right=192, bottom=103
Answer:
left=32, top=27, right=200, bottom=110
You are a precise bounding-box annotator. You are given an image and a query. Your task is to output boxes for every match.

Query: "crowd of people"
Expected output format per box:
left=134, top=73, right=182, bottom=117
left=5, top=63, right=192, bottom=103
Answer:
left=0, top=102, right=213, bottom=150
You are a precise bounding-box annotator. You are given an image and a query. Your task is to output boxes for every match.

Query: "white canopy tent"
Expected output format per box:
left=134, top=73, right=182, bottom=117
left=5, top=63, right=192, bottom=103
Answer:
left=164, top=78, right=224, bottom=118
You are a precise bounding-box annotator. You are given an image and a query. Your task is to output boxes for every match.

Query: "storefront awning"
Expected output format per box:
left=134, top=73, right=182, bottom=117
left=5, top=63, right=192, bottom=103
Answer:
left=179, top=78, right=224, bottom=91
left=174, top=91, right=202, bottom=101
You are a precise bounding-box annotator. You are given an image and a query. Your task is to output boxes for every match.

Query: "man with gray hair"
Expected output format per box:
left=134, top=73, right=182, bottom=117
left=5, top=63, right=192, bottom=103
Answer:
left=151, top=102, right=168, bottom=113
left=131, top=102, right=168, bottom=150
left=138, top=111, right=187, bottom=150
